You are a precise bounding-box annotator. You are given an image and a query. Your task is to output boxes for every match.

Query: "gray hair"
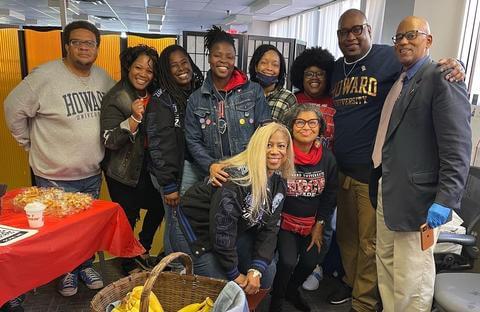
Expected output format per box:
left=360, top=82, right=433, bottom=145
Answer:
left=283, top=103, right=326, bottom=135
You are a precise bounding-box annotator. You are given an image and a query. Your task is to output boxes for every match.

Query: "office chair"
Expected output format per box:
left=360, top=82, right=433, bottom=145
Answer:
left=433, top=166, right=480, bottom=312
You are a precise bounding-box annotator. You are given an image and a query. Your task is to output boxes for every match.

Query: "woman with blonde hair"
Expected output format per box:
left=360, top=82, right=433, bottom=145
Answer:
left=172, top=122, right=294, bottom=294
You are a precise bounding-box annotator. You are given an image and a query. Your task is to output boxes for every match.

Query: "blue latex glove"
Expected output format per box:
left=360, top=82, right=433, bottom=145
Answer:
left=426, top=203, right=451, bottom=228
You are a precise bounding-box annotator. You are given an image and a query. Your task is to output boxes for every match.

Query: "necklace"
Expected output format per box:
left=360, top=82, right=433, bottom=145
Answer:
left=137, top=92, right=148, bottom=100
left=342, top=45, right=373, bottom=78
left=62, top=59, right=91, bottom=88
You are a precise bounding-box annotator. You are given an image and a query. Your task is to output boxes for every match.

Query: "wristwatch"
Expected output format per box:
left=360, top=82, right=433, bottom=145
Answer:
left=248, top=268, right=262, bottom=279
left=317, top=219, right=325, bottom=225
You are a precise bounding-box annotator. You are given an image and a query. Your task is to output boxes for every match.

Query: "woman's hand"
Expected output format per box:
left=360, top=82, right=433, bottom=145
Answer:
left=131, top=98, right=145, bottom=121
left=438, top=58, right=465, bottom=82
left=209, top=163, right=229, bottom=187
left=243, top=270, right=261, bottom=295
left=307, top=222, right=323, bottom=253
left=164, top=191, right=180, bottom=207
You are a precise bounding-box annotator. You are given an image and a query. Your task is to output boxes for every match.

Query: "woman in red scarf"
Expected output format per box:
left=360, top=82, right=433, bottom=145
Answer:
left=269, top=104, right=338, bottom=312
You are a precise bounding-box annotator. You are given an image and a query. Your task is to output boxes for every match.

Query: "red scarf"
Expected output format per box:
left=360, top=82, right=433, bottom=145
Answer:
left=293, top=142, right=323, bottom=165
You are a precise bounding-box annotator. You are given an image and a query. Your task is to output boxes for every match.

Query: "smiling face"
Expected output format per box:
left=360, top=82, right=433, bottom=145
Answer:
left=208, top=41, right=236, bottom=80
left=337, top=11, right=372, bottom=62
left=303, top=66, right=327, bottom=98
left=65, top=28, right=98, bottom=70
left=256, top=49, right=280, bottom=78
left=266, top=130, right=289, bottom=174
left=128, top=54, right=154, bottom=92
left=169, top=49, right=193, bottom=88
left=292, top=111, right=320, bottom=146
left=395, top=16, right=432, bottom=69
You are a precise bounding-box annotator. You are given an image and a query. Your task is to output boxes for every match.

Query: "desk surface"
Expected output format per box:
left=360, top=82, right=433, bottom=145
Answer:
left=0, top=190, right=145, bottom=305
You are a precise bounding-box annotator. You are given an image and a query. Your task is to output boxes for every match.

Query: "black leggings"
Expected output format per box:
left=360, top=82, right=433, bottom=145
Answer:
left=271, top=229, right=319, bottom=298
left=105, top=165, right=164, bottom=252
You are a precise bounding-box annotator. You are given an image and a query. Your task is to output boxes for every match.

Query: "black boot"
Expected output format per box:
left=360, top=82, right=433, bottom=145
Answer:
left=285, top=291, right=310, bottom=312
left=269, top=296, right=283, bottom=312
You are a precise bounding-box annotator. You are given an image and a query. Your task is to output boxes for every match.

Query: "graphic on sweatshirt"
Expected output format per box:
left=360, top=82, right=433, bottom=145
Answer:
left=332, top=76, right=378, bottom=106
left=287, top=171, right=325, bottom=197
left=63, top=90, right=106, bottom=120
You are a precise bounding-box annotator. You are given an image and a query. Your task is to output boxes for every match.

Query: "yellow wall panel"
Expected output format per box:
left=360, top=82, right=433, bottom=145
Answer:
left=95, top=34, right=121, bottom=82
left=0, top=29, right=31, bottom=189
left=127, top=36, right=176, bottom=54
left=24, top=29, right=62, bottom=73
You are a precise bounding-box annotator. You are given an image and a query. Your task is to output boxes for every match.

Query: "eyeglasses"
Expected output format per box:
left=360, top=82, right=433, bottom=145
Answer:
left=69, top=39, right=97, bottom=49
left=304, top=71, right=326, bottom=80
left=293, top=118, right=320, bottom=128
left=392, top=30, right=429, bottom=44
left=337, top=23, right=368, bottom=38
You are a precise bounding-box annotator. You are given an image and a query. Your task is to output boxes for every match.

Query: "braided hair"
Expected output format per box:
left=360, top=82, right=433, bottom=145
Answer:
left=157, top=44, right=203, bottom=111
left=120, top=44, right=159, bottom=93
left=290, top=47, right=335, bottom=93
left=204, top=25, right=235, bottom=53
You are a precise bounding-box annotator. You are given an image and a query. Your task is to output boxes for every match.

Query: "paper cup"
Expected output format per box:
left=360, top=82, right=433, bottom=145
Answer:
left=24, top=202, right=46, bottom=228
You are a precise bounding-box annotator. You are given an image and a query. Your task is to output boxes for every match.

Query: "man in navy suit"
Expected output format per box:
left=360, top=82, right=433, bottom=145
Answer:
left=371, top=16, right=471, bottom=311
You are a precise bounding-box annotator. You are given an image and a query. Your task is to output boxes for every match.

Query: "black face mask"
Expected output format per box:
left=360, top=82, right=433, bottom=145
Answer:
left=255, top=72, right=279, bottom=88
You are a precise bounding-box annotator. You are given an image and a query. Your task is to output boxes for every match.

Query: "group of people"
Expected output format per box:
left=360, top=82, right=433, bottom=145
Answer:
left=2, top=7, right=472, bottom=312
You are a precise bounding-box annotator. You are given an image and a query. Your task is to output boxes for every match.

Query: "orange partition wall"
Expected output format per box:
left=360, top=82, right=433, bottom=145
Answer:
left=95, top=34, right=121, bottom=81
left=127, top=36, right=176, bottom=54
left=24, top=29, right=62, bottom=73
left=0, top=29, right=31, bottom=189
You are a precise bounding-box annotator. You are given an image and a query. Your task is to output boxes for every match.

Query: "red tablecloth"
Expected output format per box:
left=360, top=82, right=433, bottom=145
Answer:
left=0, top=190, right=145, bottom=305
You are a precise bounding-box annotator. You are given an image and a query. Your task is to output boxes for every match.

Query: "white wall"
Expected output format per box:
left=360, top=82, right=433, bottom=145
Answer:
left=413, top=0, right=466, bottom=60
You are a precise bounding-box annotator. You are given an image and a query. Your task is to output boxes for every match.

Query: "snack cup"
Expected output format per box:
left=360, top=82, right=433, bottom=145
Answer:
left=24, top=202, right=46, bottom=228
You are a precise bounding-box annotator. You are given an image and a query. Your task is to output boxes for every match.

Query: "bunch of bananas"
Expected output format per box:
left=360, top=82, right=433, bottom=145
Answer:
left=113, top=286, right=164, bottom=312
left=177, top=297, right=214, bottom=312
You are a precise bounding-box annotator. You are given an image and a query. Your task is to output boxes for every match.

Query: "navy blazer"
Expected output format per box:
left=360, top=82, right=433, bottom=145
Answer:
left=371, top=58, right=471, bottom=231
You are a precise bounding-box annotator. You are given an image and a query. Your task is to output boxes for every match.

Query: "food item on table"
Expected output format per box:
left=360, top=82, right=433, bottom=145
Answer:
left=12, top=187, right=93, bottom=217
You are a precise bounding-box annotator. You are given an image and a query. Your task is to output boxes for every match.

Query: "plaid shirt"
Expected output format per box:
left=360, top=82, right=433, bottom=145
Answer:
left=266, top=87, right=297, bottom=122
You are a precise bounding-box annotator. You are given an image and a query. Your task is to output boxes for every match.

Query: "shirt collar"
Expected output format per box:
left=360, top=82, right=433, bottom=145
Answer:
left=404, top=55, right=429, bottom=82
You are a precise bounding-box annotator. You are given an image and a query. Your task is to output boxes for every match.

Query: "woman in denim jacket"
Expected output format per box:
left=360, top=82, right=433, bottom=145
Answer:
left=185, top=26, right=271, bottom=187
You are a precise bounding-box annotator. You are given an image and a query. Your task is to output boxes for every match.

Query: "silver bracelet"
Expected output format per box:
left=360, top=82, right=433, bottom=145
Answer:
left=130, top=115, right=142, bottom=123
left=248, top=268, right=262, bottom=278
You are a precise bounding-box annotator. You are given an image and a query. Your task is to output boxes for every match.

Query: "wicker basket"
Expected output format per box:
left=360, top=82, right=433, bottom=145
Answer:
left=90, top=252, right=227, bottom=312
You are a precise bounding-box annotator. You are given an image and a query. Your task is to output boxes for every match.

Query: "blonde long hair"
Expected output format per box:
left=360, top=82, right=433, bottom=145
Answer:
left=220, top=122, right=295, bottom=221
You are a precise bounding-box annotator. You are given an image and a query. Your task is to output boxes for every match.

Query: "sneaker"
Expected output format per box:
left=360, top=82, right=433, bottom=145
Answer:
left=58, top=272, right=78, bottom=297
left=134, top=254, right=157, bottom=270
left=302, top=265, right=323, bottom=291
left=1, top=294, right=25, bottom=312
left=327, top=282, right=352, bottom=305
left=79, top=267, right=104, bottom=289
left=286, top=291, right=310, bottom=312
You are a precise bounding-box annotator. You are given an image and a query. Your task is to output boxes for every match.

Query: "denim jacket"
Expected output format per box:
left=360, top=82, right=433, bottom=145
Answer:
left=185, top=70, right=271, bottom=176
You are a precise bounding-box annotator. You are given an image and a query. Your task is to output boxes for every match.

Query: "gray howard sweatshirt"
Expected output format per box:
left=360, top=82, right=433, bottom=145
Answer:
left=4, top=59, right=115, bottom=181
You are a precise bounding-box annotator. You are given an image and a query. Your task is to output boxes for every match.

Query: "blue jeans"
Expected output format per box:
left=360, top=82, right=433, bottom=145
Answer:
left=172, top=216, right=275, bottom=288
left=34, top=174, right=102, bottom=273
left=34, top=174, right=102, bottom=199
left=152, top=160, right=202, bottom=256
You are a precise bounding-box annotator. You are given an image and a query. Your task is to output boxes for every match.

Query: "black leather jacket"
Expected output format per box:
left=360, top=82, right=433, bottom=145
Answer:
left=100, top=79, right=146, bottom=187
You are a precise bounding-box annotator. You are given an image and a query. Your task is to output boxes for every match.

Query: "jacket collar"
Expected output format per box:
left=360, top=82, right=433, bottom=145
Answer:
left=200, top=68, right=248, bottom=95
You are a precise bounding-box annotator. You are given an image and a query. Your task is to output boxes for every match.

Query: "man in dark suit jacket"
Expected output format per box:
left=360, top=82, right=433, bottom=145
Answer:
left=370, top=16, right=471, bottom=311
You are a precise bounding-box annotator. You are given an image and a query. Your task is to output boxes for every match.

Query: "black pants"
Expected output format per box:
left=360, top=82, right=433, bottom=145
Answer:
left=271, top=229, right=319, bottom=299
left=105, top=165, right=164, bottom=252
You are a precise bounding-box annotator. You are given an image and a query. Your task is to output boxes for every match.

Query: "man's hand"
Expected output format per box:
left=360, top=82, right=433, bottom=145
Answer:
left=164, top=191, right=180, bottom=207
left=209, top=163, right=229, bottom=187
left=307, top=222, right=323, bottom=253
left=438, top=58, right=465, bottom=82
left=426, top=203, right=451, bottom=228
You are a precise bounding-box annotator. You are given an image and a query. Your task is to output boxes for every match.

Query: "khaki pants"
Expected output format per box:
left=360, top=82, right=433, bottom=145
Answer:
left=336, top=173, right=379, bottom=312
left=376, top=180, right=438, bottom=312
